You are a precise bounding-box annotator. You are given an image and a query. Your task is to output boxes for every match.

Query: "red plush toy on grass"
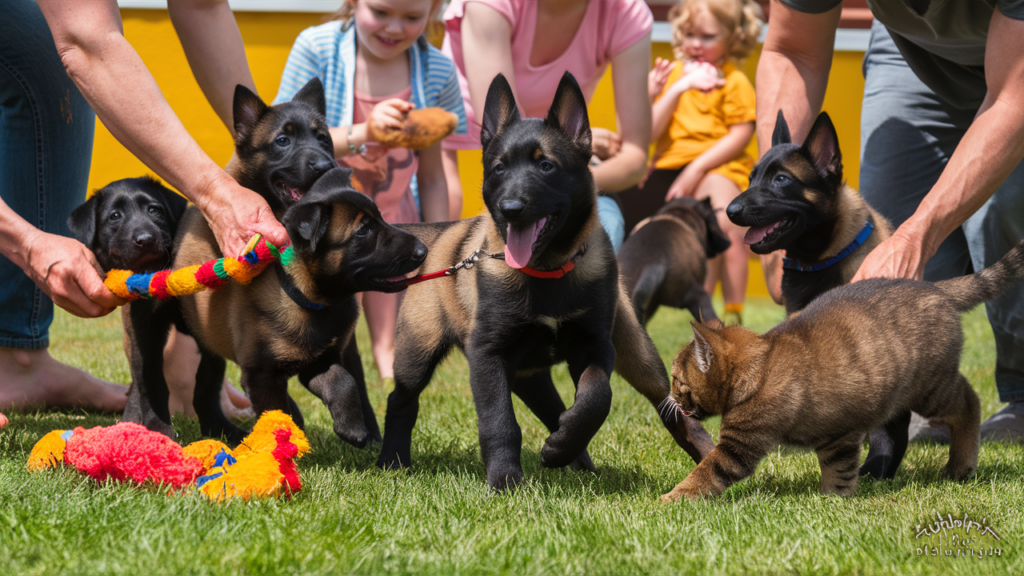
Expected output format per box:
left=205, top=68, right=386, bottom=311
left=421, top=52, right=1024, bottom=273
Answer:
left=27, top=410, right=309, bottom=501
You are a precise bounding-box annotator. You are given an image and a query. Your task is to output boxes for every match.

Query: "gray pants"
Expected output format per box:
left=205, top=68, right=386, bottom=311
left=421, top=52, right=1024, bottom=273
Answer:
left=860, top=21, right=1024, bottom=403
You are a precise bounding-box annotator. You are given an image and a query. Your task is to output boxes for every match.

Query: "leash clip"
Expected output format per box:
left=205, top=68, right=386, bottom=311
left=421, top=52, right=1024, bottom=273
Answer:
left=455, top=249, right=488, bottom=272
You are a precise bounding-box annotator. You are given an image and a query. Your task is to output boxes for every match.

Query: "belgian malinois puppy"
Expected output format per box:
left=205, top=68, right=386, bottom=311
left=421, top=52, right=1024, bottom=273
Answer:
left=121, top=79, right=413, bottom=445
left=124, top=168, right=426, bottom=445
left=662, top=238, right=1024, bottom=502
left=619, top=197, right=731, bottom=325
left=725, top=111, right=905, bottom=480
left=376, top=73, right=715, bottom=491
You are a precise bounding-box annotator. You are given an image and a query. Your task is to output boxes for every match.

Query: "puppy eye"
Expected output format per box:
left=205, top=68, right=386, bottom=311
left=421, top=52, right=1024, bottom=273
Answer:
left=538, top=159, right=555, bottom=173
left=275, top=135, right=291, bottom=147
left=355, top=220, right=373, bottom=238
left=147, top=206, right=163, bottom=215
left=493, top=162, right=505, bottom=175
left=773, top=174, right=789, bottom=184
left=109, top=211, right=122, bottom=221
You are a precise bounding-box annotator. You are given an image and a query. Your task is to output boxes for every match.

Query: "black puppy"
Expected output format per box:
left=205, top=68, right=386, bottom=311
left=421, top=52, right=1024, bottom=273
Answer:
left=725, top=110, right=903, bottom=480
left=619, top=197, right=731, bottom=325
left=67, top=176, right=188, bottom=273
left=377, top=73, right=715, bottom=491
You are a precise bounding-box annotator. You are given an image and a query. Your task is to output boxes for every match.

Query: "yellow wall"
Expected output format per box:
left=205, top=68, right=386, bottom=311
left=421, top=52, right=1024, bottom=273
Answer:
left=92, top=10, right=867, bottom=298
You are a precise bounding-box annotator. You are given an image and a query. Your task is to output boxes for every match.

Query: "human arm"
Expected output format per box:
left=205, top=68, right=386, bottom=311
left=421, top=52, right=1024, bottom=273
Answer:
left=416, top=142, right=451, bottom=223
left=167, top=0, right=255, bottom=134
left=37, top=0, right=287, bottom=258
left=591, top=33, right=653, bottom=192
left=754, top=0, right=841, bottom=155
left=665, top=121, right=754, bottom=200
left=460, top=2, right=519, bottom=119
left=753, top=0, right=840, bottom=301
left=0, top=197, right=123, bottom=318
left=852, top=9, right=1024, bottom=282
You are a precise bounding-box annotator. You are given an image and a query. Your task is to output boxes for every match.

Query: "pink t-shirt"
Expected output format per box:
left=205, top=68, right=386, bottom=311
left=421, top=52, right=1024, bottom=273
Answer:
left=339, top=86, right=421, bottom=224
left=441, top=0, right=653, bottom=150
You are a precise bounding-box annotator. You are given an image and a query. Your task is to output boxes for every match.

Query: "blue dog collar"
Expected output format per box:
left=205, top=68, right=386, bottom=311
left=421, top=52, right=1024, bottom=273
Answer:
left=782, top=221, right=874, bottom=272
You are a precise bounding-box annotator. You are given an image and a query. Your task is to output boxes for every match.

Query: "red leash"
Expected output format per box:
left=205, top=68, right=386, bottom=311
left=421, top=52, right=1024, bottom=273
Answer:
left=405, top=249, right=576, bottom=285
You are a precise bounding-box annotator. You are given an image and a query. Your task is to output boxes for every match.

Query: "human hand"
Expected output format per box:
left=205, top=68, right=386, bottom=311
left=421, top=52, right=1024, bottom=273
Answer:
left=21, top=230, right=125, bottom=318
left=676, top=61, right=724, bottom=93
left=199, top=173, right=289, bottom=257
left=591, top=127, right=622, bottom=160
left=851, top=227, right=928, bottom=282
left=366, top=99, right=415, bottom=145
left=648, top=57, right=674, bottom=101
left=665, top=165, right=705, bottom=201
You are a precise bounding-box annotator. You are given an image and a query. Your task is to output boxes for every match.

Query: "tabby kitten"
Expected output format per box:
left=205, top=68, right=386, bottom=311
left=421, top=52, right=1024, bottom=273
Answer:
left=661, top=239, right=1024, bottom=501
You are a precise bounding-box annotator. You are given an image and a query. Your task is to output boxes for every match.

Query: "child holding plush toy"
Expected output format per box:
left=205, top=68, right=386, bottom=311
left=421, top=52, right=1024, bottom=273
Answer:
left=620, top=0, right=762, bottom=326
left=275, top=0, right=467, bottom=382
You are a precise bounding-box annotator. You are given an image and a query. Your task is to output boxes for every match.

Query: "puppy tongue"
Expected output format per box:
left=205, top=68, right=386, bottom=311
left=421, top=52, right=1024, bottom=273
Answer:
left=743, top=221, right=780, bottom=245
left=504, top=218, right=547, bottom=269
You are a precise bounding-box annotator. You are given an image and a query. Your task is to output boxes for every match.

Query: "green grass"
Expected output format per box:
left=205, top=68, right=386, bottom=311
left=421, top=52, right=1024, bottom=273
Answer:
left=1, top=298, right=1021, bottom=575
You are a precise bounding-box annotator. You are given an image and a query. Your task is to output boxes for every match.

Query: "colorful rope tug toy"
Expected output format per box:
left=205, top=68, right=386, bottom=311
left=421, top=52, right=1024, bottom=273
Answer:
left=26, top=410, right=309, bottom=501
left=104, top=234, right=292, bottom=302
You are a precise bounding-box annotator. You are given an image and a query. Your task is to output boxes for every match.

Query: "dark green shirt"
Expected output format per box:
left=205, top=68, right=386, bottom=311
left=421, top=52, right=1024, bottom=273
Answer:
left=780, top=0, right=1024, bottom=108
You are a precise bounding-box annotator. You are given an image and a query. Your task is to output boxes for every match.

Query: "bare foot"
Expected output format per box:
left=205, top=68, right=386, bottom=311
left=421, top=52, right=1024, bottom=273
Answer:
left=0, top=347, right=128, bottom=413
left=163, top=328, right=252, bottom=419
left=0, top=412, right=8, bottom=429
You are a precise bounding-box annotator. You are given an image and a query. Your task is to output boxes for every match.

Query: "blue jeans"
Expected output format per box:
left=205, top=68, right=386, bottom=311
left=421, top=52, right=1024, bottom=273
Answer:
left=0, top=1, right=96, bottom=349
left=860, top=21, right=1024, bottom=403
left=597, top=195, right=624, bottom=252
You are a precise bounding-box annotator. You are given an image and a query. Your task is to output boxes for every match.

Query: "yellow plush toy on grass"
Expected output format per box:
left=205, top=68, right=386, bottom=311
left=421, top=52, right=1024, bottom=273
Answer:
left=27, top=410, right=309, bottom=501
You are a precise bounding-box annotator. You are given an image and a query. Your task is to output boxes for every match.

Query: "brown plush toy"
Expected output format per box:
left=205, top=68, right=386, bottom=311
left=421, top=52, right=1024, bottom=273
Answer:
left=368, top=107, right=458, bottom=150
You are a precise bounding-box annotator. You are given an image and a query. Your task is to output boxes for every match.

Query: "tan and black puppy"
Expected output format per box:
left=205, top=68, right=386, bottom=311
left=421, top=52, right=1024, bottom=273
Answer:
left=619, top=197, right=731, bottom=325
left=662, top=238, right=1024, bottom=502
left=119, top=78, right=347, bottom=441
left=231, top=78, right=337, bottom=216
left=725, top=111, right=903, bottom=480
left=126, top=168, right=426, bottom=445
left=376, top=73, right=715, bottom=491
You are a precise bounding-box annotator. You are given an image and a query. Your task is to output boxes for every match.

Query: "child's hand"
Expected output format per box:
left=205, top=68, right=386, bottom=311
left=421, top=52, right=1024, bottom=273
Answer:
left=665, top=165, right=705, bottom=201
left=677, top=61, right=724, bottom=93
left=648, top=57, right=674, bottom=101
left=366, top=99, right=415, bottom=145
left=591, top=127, right=621, bottom=160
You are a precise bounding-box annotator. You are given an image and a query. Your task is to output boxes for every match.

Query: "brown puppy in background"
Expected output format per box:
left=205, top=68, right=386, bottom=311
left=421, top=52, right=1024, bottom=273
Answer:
left=726, top=111, right=904, bottom=480
left=662, top=238, right=1024, bottom=502
left=619, top=197, right=731, bottom=326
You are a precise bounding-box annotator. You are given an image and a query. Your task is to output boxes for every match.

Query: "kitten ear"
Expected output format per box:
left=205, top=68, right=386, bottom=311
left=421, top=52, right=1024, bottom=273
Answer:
left=690, top=321, right=714, bottom=374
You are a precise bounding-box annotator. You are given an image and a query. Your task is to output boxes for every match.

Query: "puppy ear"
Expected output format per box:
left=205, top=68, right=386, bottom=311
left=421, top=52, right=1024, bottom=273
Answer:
left=546, top=72, right=591, bottom=152
left=804, top=112, right=843, bottom=186
left=233, top=85, right=268, bottom=144
left=293, top=77, right=327, bottom=118
left=283, top=202, right=330, bottom=253
left=690, top=321, right=715, bottom=374
left=480, top=73, right=520, bottom=152
left=66, top=195, right=98, bottom=248
left=771, top=109, right=791, bottom=146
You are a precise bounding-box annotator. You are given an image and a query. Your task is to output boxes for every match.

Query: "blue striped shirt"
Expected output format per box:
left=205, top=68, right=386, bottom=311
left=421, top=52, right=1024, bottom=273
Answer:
left=274, top=21, right=467, bottom=135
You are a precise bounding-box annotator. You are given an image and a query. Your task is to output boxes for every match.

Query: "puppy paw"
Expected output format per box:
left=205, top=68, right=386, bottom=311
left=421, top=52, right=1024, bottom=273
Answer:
left=376, top=452, right=410, bottom=470
left=334, top=422, right=370, bottom=449
left=566, top=450, right=596, bottom=472
left=487, top=468, right=524, bottom=492
left=943, top=463, right=976, bottom=481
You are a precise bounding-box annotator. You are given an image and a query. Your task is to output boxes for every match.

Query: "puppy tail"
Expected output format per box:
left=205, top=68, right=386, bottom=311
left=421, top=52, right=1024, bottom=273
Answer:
left=936, top=238, right=1024, bottom=313
left=631, top=265, right=666, bottom=325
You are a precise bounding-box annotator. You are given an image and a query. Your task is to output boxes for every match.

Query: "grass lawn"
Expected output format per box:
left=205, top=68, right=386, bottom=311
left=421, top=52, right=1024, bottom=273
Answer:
left=1, top=297, right=1020, bottom=575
